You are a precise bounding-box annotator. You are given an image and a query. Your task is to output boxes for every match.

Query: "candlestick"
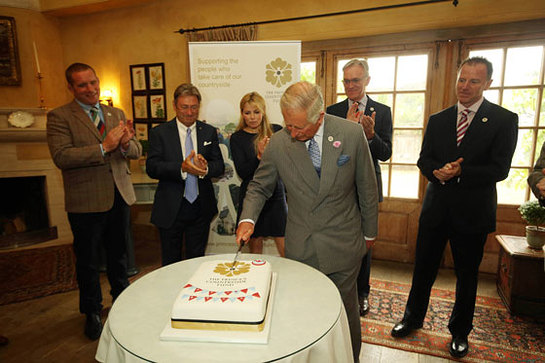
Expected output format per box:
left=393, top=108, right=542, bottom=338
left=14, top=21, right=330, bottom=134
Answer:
left=33, top=41, right=41, bottom=74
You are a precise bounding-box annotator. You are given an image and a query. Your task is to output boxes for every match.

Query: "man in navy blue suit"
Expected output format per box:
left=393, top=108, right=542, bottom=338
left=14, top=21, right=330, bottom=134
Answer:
left=146, top=84, right=224, bottom=265
left=327, top=58, right=392, bottom=316
left=391, top=57, right=518, bottom=358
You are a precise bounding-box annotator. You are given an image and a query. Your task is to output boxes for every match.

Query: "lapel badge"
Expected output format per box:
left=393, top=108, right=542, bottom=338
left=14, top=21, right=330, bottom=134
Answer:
left=327, top=136, right=333, bottom=142
left=369, top=107, right=375, bottom=112
left=482, top=117, right=488, bottom=123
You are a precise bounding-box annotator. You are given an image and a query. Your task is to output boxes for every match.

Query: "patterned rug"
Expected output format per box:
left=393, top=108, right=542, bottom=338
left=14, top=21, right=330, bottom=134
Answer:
left=361, top=279, right=545, bottom=362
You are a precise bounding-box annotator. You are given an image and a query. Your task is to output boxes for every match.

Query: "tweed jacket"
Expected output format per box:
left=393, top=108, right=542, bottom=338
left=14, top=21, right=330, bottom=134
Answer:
left=47, top=100, right=142, bottom=213
left=240, top=114, right=379, bottom=274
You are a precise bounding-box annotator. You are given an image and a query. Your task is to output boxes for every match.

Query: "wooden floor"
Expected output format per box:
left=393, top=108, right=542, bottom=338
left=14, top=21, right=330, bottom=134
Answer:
left=0, top=239, right=498, bottom=363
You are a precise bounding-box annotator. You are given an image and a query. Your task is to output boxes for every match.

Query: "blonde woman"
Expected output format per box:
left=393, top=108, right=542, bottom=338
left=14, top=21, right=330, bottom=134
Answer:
left=230, top=92, right=286, bottom=256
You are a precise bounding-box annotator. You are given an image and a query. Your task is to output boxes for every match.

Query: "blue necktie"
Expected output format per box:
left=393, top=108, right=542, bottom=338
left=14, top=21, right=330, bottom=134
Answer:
left=184, top=127, right=198, bottom=203
left=308, top=137, right=321, bottom=177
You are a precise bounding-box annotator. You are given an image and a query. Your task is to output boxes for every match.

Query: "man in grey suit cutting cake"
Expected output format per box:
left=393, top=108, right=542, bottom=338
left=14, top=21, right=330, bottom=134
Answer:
left=236, top=81, right=378, bottom=362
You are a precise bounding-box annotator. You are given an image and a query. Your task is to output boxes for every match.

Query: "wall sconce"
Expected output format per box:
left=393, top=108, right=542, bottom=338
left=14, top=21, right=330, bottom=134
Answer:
left=100, top=89, right=114, bottom=106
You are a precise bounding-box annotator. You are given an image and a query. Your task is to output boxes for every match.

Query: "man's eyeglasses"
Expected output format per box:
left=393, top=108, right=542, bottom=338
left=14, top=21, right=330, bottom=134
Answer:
left=342, top=78, right=363, bottom=85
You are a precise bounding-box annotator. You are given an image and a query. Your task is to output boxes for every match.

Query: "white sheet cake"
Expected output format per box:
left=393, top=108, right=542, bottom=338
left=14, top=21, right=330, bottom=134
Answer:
left=171, top=259, right=272, bottom=331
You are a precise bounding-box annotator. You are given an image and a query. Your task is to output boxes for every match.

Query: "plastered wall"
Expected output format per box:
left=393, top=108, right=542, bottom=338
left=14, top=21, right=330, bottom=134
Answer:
left=1, top=0, right=544, bottom=116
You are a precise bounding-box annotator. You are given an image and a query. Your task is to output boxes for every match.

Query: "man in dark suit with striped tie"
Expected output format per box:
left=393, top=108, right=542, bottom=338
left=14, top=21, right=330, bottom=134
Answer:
left=391, top=57, right=518, bottom=358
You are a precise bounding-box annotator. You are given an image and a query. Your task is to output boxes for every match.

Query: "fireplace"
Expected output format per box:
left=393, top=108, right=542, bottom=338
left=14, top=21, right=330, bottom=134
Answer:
left=0, top=108, right=75, bottom=304
left=0, top=176, right=58, bottom=249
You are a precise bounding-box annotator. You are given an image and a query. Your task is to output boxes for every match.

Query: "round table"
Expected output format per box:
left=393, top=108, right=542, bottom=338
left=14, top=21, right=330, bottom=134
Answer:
left=96, top=254, right=352, bottom=362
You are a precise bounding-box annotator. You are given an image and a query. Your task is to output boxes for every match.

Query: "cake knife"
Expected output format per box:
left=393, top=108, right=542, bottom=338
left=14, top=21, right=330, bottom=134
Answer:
left=231, top=241, right=245, bottom=270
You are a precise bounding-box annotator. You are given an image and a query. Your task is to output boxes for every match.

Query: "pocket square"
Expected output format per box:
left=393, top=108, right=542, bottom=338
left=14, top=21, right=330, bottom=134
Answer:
left=203, top=141, right=212, bottom=146
left=337, top=154, right=350, bottom=166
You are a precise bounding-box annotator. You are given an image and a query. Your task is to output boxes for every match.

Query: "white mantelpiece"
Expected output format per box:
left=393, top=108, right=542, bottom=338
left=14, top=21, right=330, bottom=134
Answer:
left=0, top=107, right=71, bottom=247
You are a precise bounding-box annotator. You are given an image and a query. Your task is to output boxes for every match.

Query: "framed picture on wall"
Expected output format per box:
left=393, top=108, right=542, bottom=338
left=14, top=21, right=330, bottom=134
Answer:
left=129, top=62, right=166, bottom=122
left=130, top=66, right=147, bottom=91
left=149, top=94, right=166, bottom=119
left=148, top=64, right=164, bottom=90
left=132, top=95, right=148, bottom=120
left=0, top=16, right=21, bottom=86
left=135, top=123, right=148, bottom=141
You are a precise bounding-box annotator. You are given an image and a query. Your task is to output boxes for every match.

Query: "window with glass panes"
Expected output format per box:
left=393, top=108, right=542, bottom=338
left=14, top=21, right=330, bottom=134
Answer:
left=335, top=55, right=429, bottom=199
left=469, top=45, right=545, bottom=205
left=300, top=61, right=317, bottom=83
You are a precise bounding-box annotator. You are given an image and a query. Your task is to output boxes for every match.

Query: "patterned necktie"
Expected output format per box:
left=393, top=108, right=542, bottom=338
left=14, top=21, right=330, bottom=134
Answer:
left=456, top=109, right=470, bottom=146
left=308, top=137, right=321, bottom=177
left=90, top=106, right=105, bottom=139
left=184, top=127, right=198, bottom=203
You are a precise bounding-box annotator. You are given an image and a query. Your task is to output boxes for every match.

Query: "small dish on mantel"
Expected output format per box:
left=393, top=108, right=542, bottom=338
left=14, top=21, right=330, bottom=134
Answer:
left=8, top=111, right=35, bottom=128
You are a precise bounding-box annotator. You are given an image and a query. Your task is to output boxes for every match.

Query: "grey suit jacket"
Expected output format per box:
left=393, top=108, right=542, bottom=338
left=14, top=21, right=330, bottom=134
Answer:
left=47, top=100, right=142, bottom=213
left=240, top=114, right=378, bottom=274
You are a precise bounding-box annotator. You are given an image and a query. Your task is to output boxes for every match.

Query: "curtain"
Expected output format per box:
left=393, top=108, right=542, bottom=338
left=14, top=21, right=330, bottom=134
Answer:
left=187, top=24, right=257, bottom=42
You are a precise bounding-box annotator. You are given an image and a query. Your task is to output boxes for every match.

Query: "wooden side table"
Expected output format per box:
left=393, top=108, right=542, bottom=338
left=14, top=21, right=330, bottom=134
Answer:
left=495, top=235, right=545, bottom=318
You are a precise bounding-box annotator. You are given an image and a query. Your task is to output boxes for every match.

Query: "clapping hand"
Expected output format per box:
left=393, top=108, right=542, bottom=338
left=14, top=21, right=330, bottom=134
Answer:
left=346, top=102, right=362, bottom=123
left=346, top=103, right=375, bottom=140
left=182, top=150, right=207, bottom=177
left=257, top=137, right=270, bottom=160
left=360, top=112, right=376, bottom=140
left=102, top=121, right=125, bottom=153
left=120, top=119, right=135, bottom=149
left=433, top=157, right=464, bottom=183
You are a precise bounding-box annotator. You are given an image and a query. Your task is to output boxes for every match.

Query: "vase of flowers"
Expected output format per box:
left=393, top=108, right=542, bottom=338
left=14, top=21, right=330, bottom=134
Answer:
left=518, top=200, right=545, bottom=249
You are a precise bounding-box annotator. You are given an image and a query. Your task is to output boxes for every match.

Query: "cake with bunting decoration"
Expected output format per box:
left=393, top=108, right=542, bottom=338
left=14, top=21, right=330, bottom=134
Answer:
left=170, top=259, right=272, bottom=332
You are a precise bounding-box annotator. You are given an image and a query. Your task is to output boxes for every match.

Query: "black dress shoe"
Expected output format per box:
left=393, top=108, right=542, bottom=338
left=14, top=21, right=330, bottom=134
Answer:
left=359, top=297, right=370, bottom=316
left=449, top=335, right=469, bottom=358
left=84, top=313, right=103, bottom=341
left=391, top=320, right=423, bottom=338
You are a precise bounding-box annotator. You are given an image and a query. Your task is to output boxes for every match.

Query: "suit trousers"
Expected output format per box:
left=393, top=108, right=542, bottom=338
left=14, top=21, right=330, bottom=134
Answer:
left=357, top=248, right=372, bottom=298
left=159, top=197, right=211, bottom=266
left=403, top=224, right=487, bottom=337
left=68, top=188, right=130, bottom=314
left=327, top=258, right=362, bottom=362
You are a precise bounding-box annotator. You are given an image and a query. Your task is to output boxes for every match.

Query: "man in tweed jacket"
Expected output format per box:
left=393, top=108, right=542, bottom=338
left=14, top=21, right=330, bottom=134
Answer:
left=47, top=63, right=142, bottom=341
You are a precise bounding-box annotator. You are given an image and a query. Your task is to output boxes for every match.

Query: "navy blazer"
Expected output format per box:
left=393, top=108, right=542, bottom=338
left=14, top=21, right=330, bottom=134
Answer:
left=146, top=119, right=224, bottom=229
left=327, top=97, right=392, bottom=201
left=417, top=99, right=518, bottom=234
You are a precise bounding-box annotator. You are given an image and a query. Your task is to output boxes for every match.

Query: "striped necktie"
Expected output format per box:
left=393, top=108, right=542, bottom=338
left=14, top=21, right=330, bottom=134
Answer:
left=308, top=137, right=321, bottom=177
left=456, top=109, right=470, bottom=146
left=90, top=106, right=105, bottom=139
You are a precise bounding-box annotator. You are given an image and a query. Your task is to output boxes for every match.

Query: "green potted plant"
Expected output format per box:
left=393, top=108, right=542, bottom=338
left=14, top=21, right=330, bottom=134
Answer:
left=518, top=200, right=545, bottom=249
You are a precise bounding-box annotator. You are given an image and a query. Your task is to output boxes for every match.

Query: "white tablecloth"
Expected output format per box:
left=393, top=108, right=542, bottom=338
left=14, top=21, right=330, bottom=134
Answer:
left=96, top=254, right=352, bottom=362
